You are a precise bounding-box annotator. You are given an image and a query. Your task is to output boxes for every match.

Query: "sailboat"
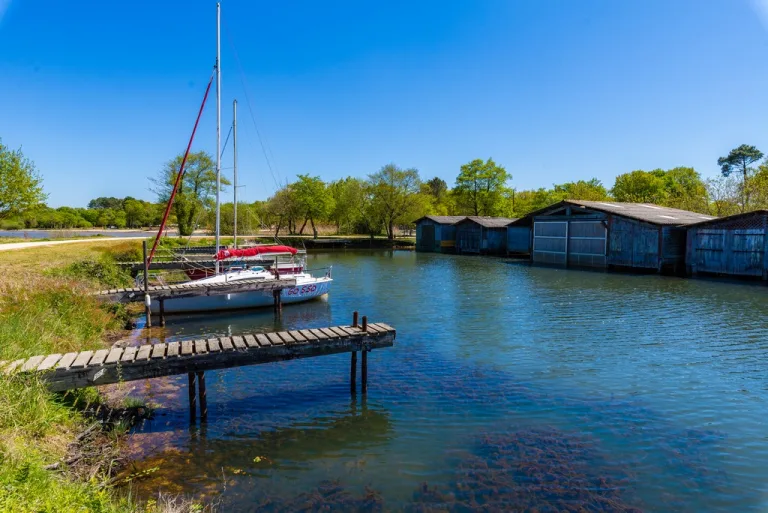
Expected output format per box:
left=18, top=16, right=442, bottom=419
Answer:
left=150, top=3, right=332, bottom=314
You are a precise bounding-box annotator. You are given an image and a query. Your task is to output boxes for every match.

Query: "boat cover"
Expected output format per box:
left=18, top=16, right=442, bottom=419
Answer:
left=215, top=245, right=298, bottom=261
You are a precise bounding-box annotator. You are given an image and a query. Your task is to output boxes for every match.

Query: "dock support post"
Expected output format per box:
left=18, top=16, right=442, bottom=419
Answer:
left=350, top=351, right=357, bottom=394
left=361, top=315, right=368, bottom=394
left=188, top=372, right=196, bottom=421
left=142, top=241, right=151, bottom=328
left=353, top=311, right=359, bottom=328
left=159, top=299, right=165, bottom=327
left=197, top=371, right=207, bottom=421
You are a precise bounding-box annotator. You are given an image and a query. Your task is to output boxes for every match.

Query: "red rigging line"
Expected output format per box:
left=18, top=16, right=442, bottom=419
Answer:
left=148, top=70, right=216, bottom=267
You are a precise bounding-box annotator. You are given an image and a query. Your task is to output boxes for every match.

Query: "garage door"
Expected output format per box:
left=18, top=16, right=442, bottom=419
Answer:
left=568, top=221, right=606, bottom=267
left=532, top=221, right=567, bottom=265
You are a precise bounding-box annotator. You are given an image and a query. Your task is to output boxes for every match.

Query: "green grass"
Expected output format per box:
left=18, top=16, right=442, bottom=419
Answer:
left=0, top=241, right=166, bottom=512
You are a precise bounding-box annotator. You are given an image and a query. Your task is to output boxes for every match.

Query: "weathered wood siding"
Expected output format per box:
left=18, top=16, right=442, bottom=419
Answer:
left=416, top=220, right=457, bottom=253
left=686, top=213, right=768, bottom=279
left=485, top=228, right=507, bottom=254
left=507, top=226, right=531, bottom=255
left=456, top=223, right=482, bottom=253
left=608, top=217, right=660, bottom=269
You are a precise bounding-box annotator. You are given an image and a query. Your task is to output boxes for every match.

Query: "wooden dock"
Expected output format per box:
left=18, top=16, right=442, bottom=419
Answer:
left=0, top=321, right=395, bottom=393
left=94, top=277, right=297, bottom=304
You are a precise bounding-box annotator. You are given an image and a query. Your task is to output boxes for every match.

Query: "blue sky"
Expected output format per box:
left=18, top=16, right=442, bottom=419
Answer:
left=1, top=0, right=767, bottom=208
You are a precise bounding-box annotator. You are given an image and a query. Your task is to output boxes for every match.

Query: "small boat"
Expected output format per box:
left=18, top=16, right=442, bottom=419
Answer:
left=147, top=3, right=332, bottom=314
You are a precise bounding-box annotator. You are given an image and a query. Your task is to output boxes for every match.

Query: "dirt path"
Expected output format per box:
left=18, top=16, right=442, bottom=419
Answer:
left=0, top=237, right=147, bottom=251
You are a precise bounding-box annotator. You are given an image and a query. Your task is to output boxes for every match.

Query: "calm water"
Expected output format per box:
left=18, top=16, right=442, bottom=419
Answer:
left=120, top=251, right=768, bottom=511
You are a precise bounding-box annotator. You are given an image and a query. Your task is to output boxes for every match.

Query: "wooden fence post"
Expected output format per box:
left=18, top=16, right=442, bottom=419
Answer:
left=143, top=241, right=151, bottom=328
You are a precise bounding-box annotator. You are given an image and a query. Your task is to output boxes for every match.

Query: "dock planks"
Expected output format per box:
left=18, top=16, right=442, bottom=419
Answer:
left=1, top=323, right=396, bottom=392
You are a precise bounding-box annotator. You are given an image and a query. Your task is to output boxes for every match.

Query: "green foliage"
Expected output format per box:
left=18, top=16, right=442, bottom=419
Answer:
left=454, top=158, right=511, bottom=216
left=49, top=255, right=132, bottom=289
left=368, top=164, right=423, bottom=239
left=152, top=151, right=229, bottom=236
left=551, top=179, right=609, bottom=202
left=0, top=139, right=47, bottom=220
left=328, top=177, right=368, bottom=234
left=717, top=144, right=764, bottom=211
left=611, top=170, right=667, bottom=203
left=292, top=174, right=334, bottom=238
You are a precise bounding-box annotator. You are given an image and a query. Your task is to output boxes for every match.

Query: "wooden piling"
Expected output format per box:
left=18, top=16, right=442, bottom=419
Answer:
left=159, top=299, right=165, bottom=327
left=352, top=311, right=359, bottom=328
left=197, top=371, right=207, bottom=420
left=361, top=350, right=368, bottom=394
left=350, top=351, right=357, bottom=394
left=142, top=241, right=151, bottom=328
left=188, top=372, right=196, bottom=421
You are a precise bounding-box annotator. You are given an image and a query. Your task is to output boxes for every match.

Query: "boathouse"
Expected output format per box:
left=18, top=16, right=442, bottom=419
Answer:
left=414, top=215, right=465, bottom=253
left=526, top=200, right=714, bottom=272
left=455, top=216, right=516, bottom=255
left=685, top=210, right=768, bottom=281
left=506, top=218, right=532, bottom=256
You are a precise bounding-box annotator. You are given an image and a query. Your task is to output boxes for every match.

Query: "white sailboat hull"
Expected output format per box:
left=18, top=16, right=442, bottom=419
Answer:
left=151, top=277, right=332, bottom=314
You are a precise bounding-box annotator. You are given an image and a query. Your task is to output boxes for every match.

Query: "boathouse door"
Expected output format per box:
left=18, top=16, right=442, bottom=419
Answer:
left=532, top=221, right=567, bottom=265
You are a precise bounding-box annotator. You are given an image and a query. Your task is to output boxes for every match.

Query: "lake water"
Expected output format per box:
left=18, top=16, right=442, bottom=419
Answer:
left=119, top=251, right=768, bottom=511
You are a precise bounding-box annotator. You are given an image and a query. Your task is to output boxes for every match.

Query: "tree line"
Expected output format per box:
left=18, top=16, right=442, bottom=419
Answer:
left=3, top=138, right=767, bottom=237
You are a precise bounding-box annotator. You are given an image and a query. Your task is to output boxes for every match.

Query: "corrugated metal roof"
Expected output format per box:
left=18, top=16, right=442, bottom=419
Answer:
left=686, top=209, right=768, bottom=228
left=459, top=216, right=518, bottom=228
left=567, top=200, right=716, bottom=225
left=413, top=215, right=467, bottom=225
left=510, top=200, right=715, bottom=226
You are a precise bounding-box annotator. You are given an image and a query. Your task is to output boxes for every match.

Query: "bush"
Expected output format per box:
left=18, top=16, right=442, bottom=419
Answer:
left=49, top=257, right=132, bottom=289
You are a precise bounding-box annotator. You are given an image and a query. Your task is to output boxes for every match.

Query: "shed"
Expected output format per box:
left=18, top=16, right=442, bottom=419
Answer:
left=506, top=218, right=532, bottom=256
left=685, top=210, right=768, bottom=280
left=414, top=215, right=466, bottom=253
left=527, top=200, right=715, bottom=272
left=455, top=217, right=516, bottom=255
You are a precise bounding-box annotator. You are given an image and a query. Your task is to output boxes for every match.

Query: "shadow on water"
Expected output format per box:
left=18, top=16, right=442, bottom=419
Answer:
left=118, top=251, right=768, bottom=511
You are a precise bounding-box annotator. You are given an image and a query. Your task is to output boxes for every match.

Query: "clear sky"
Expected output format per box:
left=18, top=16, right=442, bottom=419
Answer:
left=1, top=0, right=767, bottom=208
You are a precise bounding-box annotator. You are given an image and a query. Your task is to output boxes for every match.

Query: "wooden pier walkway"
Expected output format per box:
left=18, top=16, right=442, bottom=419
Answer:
left=0, top=321, right=395, bottom=393
left=94, top=277, right=297, bottom=303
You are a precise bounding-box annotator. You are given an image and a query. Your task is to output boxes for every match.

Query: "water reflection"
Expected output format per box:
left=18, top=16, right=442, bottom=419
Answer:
left=120, top=251, right=768, bottom=511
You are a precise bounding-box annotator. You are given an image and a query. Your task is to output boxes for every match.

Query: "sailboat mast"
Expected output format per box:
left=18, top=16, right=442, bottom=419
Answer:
left=214, top=2, right=222, bottom=274
left=233, top=99, right=238, bottom=249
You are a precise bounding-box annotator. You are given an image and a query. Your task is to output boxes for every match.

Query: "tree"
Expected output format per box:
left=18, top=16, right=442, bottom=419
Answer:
left=292, top=174, right=333, bottom=238
left=367, top=164, right=422, bottom=239
left=0, top=138, right=47, bottom=219
left=151, top=151, right=228, bottom=236
left=329, top=177, right=367, bottom=234
left=705, top=175, right=740, bottom=217
left=718, top=144, right=764, bottom=211
left=611, top=170, right=667, bottom=204
left=87, top=197, right=123, bottom=210
left=266, top=185, right=301, bottom=236
left=551, top=179, right=608, bottom=202
left=454, top=158, right=510, bottom=216
left=659, top=167, right=708, bottom=213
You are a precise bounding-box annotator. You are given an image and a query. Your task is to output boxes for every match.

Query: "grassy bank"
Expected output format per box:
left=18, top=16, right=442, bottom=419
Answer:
left=0, top=241, right=160, bottom=512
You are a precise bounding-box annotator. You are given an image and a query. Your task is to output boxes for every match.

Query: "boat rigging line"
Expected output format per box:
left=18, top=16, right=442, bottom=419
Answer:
left=148, top=69, right=216, bottom=267
left=221, top=16, right=282, bottom=193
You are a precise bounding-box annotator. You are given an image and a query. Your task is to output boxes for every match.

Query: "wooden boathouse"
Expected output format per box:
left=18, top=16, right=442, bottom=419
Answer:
left=414, top=215, right=466, bottom=253
left=685, top=210, right=768, bottom=281
left=524, top=200, right=715, bottom=272
left=455, top=216, right=516, bottom=255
